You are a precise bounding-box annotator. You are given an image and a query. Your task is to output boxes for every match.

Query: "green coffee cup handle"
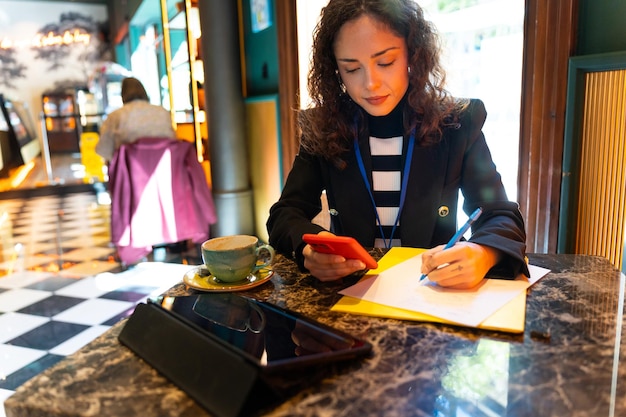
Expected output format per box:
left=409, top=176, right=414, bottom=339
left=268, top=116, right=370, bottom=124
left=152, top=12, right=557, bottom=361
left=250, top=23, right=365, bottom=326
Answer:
left=253, top=244, right=275, bottom=271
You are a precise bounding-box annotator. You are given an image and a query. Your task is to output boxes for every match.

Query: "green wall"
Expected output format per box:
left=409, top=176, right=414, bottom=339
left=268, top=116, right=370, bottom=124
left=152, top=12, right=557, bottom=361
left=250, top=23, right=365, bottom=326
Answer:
left=577, top=0, right=626, bottom=55
left=240, top=0, right=279, bottom=96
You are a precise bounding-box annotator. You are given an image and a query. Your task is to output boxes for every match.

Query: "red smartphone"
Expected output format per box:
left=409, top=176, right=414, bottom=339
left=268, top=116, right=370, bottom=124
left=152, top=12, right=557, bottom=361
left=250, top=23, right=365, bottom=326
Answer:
left=302, top=234, right=378, bottom=270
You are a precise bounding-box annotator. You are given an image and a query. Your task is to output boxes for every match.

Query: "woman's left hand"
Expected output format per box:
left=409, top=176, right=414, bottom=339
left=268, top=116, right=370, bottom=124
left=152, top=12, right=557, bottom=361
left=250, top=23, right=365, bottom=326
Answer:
left=420, top=242, right=501, bottom=289
left=302, top=232, right=366, bottom=281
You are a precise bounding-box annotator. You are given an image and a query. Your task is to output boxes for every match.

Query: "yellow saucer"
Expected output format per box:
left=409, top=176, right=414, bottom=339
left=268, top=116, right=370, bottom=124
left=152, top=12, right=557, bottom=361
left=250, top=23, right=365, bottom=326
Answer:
left=183, top=265, right=274, bottom=292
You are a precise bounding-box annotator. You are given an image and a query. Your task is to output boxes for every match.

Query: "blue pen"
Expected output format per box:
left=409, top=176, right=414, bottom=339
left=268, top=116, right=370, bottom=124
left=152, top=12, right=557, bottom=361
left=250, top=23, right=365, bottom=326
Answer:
left=419, top=207, right=483, bottom=281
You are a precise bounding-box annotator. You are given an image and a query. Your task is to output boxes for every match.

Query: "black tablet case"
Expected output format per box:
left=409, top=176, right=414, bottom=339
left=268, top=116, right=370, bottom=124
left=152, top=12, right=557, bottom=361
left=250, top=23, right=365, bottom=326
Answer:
left=119, top=302, right=280, bottom=417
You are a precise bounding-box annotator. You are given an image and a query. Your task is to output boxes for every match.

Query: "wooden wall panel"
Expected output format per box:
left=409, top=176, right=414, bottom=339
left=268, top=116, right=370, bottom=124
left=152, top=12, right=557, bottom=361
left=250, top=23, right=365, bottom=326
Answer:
left=518, top=0, right=578, bottom=253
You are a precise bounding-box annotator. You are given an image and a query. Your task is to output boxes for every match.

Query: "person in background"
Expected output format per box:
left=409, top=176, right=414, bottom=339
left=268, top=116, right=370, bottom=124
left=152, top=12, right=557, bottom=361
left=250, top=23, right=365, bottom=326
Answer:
left=98, top=76, right=215, bottom=266
left=96, top=77, right=175, bottom=161
left=266, top=0, right=529, bottom=289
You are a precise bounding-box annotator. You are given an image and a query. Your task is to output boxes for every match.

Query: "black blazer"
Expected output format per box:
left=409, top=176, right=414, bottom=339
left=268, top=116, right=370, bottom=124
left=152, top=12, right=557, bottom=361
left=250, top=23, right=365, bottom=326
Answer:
left=267, top=99, right=529, bottom=278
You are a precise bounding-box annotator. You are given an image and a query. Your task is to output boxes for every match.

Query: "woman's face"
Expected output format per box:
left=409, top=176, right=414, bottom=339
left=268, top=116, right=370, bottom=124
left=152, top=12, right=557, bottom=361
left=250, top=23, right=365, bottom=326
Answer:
left=333, top=14, right=409, bottom=117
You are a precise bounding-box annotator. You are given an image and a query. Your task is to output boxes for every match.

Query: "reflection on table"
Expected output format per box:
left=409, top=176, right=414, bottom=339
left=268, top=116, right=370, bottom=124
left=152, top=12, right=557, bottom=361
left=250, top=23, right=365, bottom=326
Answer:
left=4, top=252, right=626, bottom=417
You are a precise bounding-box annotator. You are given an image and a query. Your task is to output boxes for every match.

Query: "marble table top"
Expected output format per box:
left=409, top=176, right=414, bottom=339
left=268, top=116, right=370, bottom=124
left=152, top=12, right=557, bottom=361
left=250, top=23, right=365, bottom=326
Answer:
left=4, top=252, right=626, bottom=417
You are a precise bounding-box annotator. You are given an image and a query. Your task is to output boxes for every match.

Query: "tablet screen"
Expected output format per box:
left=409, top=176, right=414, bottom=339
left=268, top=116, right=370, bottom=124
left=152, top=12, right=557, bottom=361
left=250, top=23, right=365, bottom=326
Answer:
left=149, top=293, right=372, bottom=372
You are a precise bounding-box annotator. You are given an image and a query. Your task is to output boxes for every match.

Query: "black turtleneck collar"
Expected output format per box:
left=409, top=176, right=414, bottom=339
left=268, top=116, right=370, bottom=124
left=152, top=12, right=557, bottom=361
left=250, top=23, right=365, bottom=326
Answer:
left=366, top=94, right=407, bottom=138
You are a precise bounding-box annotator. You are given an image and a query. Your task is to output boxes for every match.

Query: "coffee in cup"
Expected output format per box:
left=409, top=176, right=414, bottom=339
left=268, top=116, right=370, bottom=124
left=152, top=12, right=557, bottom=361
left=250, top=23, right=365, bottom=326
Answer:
left=201, top=235, right=274, bottom=283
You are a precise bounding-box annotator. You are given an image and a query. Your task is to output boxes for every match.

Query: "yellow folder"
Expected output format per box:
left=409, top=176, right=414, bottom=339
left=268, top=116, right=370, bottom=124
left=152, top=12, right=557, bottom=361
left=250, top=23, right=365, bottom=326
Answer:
left=331, top=247, right=527, bottom=333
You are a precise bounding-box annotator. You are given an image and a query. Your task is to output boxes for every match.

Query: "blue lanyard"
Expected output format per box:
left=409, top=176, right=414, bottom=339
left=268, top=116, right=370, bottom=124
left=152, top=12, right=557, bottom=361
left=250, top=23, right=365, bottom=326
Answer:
left=354, top=129, right=415, bottom=248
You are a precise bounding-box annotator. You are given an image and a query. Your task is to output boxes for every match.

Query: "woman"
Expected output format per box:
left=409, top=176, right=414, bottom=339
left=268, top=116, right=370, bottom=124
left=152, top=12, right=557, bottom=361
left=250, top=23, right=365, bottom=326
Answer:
left=96, top=77, right=175, bottom=162
left=266, top=0, right=529, bottom=288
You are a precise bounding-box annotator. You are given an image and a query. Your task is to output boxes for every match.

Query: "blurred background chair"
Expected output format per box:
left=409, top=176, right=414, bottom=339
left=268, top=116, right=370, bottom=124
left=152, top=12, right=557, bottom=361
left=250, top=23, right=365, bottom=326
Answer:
left=108, top=137, right=216, bottom=265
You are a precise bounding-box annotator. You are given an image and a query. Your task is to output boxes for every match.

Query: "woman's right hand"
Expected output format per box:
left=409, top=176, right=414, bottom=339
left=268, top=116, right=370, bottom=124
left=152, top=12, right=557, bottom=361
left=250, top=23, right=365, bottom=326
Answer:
left=302, top=231, right=366, bottom=281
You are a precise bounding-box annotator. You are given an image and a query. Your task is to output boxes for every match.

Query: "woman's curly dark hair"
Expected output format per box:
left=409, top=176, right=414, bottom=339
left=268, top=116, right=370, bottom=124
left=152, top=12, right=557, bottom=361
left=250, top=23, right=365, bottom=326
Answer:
left=299, top=0, right=464, bottom=166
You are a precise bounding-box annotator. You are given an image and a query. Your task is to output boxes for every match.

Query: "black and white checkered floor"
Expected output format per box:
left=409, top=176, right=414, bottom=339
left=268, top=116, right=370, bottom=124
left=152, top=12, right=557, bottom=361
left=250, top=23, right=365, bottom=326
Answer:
left=0, top=190, right=202, bottom=416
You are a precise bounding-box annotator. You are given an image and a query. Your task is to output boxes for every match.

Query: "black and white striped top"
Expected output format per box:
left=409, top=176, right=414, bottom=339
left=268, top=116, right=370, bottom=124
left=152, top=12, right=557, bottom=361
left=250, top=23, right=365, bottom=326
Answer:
left=366, top=102, right=406, bottom=248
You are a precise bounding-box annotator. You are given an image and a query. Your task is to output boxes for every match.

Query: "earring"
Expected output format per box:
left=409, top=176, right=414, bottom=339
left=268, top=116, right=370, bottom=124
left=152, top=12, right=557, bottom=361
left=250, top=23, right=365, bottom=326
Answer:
left=335, top=69, right=346, bottom=93
left=408, top=66, right=411, bottom=74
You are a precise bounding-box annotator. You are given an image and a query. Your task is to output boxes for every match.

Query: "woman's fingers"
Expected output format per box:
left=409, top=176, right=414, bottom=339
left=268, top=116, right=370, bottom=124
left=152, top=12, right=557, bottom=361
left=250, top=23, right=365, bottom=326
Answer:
left=304, top=245, right=366, bottom=281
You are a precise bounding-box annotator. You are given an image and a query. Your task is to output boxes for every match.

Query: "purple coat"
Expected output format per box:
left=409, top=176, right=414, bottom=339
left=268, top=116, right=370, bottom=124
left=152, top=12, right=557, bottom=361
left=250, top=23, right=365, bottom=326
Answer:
left=109, top=137, right=217, bottom=264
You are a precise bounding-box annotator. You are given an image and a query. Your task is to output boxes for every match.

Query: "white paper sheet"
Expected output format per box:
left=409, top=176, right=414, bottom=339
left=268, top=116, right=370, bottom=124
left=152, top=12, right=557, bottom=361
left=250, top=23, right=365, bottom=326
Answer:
left=338, top=254, right=550, bottom=327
